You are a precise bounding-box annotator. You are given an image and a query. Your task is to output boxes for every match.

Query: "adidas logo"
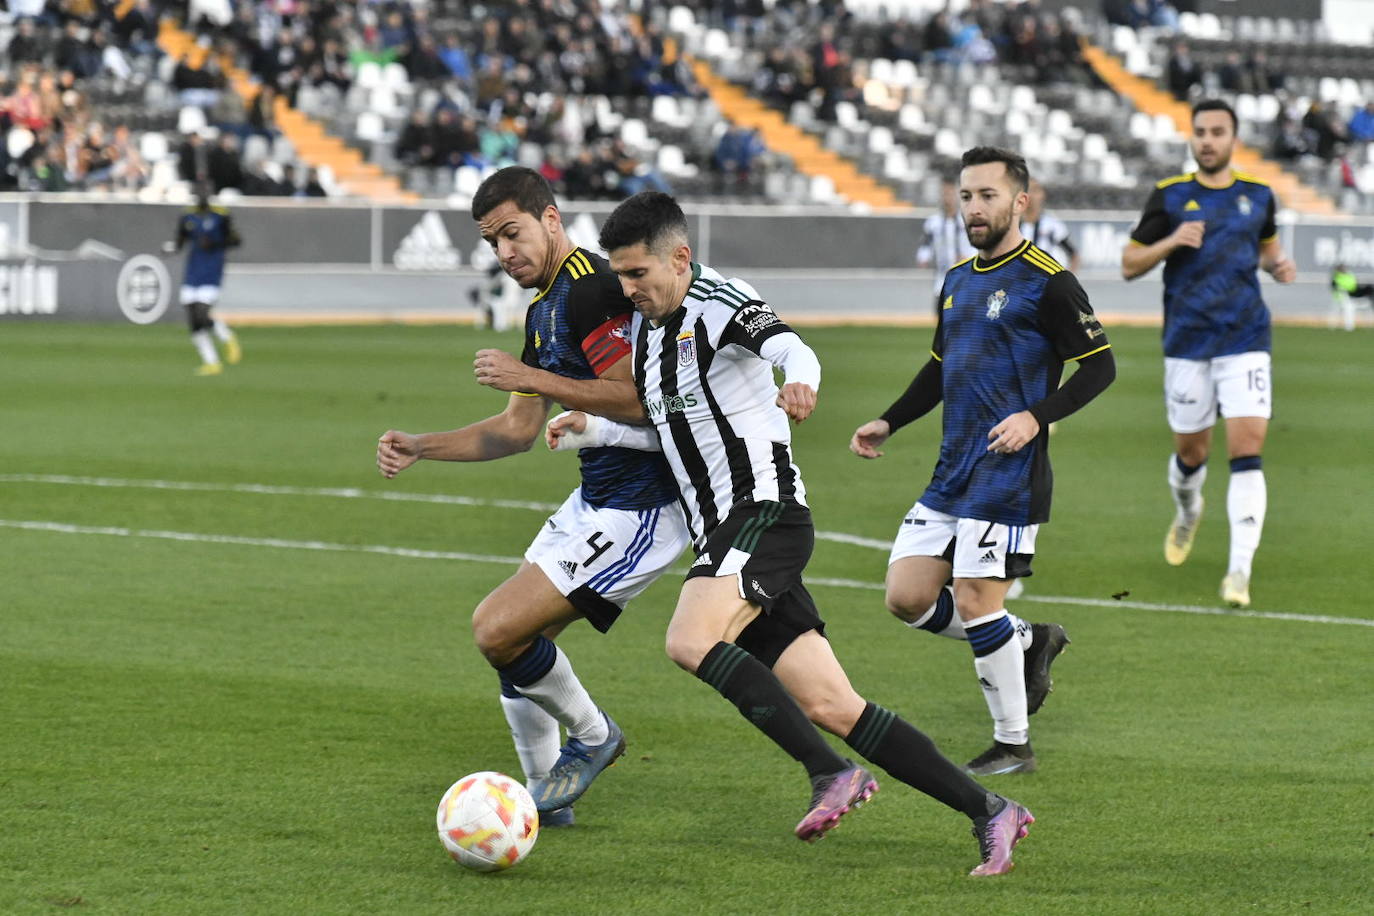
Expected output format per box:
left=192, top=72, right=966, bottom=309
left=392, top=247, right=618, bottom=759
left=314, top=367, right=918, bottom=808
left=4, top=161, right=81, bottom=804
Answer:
left=558, top=559, right=578, bottom=579
left=979, top=549, right=998, bottom=564
left=393, top=211, right=462, bottom=270
left=978, top=677, right=998, bottom=692
left=748, top=705, right=776, bottom=724
left=1184, top=199, right=1201, bottom=211
left=691, top=552, right=713, bottom=568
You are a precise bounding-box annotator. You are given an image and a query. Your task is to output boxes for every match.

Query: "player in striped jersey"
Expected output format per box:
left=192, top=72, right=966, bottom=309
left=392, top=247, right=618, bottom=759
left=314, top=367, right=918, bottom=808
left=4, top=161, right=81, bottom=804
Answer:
left=851, top=148, right=1115, bottom=777
left=547, top=191, right=1034, bottom=876
left=376, top=168, right=690, bottom=823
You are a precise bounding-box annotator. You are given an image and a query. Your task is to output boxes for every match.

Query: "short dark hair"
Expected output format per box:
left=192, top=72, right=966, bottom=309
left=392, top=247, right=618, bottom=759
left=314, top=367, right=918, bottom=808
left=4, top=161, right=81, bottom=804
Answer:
left=471, top=166, right=556, bottom=222
left=598, top=191, right=689, bottom=254
left=960, top=146, right=1030, bottom=193
left=1191, top=98, right=1237, bottom=132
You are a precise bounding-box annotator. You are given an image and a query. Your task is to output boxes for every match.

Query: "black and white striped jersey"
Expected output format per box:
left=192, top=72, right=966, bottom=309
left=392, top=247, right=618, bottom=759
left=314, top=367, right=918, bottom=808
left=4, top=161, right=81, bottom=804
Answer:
left=632, top=262, right=809, bottom=549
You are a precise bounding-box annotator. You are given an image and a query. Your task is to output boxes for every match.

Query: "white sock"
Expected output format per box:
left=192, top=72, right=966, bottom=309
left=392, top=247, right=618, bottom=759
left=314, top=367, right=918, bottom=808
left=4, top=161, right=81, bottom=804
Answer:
left=191, top=330, right=219, bottom=365
left=1167, top=454, right=1207, bottom=517
left=499, top=694, right=562, bottom=783
left=965, top=609, right=1029, bottom=746
left=212, top=319, right=234, bottom=343
left=515, top=646, right=609, bottom=745
left=1013, top=613, right=1032, bottom=651
left=1227, top=469, right=1266, bottom=578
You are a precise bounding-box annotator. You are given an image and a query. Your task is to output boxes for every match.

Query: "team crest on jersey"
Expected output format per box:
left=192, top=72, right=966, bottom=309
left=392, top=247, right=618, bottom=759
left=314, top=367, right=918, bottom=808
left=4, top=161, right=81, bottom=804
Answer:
left=676, top=331, right=696, bottom=367
left=985, top=289, right=1008, bottom=320
left=1237, top=194, right=1252, bottom=216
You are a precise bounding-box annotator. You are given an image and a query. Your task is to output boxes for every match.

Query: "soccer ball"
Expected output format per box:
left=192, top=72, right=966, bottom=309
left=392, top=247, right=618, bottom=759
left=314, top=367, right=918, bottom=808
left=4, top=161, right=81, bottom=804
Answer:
left=436, top=772, right=539, bottom=872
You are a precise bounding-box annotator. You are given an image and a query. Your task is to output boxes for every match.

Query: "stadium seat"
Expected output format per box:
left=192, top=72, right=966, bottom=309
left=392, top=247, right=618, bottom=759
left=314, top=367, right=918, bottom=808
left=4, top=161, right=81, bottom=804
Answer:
left=7, top=127, right=35, bottom=159
left=1153, top=113, right=1179, bottom=142
left=454, top=166, right=482, bottom=198
left=242, top=134, right=270, bottom=166
left=177, top=106, right=208, bottom=135
left=1083, top=133, right=1109, bottom=161
left=139, top=131, right=169, bottom=163
left=355, top=111, right=386, bottom=143
left=897, top=103, right=925, bottom=133
left=651, top=94, right=682, bottom=128
left=869, top=58, right=894, bottom=86
left=835, top=100, right=861, bottom=130
left=891, top=59, right=919, bottom=89
left=355, top=61, right=383, bottom=90
left=808, top=174, right=838, bottom=204
left=620, top=118, right=650, bottom=150
left=383, top=63, right=410, bottom=91
left=667, top=5, right=695, bottom=33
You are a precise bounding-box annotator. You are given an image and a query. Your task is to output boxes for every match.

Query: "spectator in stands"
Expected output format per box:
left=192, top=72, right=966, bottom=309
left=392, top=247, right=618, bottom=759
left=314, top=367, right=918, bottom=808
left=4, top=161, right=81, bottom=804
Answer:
left=21, top=147, right=69, bottom=191
left=1348, top=102, right=1374, bottom=144
left=404, top=34, right=450, bottom=83
left=394, top=110, right=432, bottom=167
left=439, top=34, right=472, bottom=83
left=307, top=38, right=352, bottom=95
left=54, top=21, right=92, bottom=77
left=6, top=71, right=50, bottom=131
left=1302, top=101, right=1344, bottom=161
left=246, top=85, right=278, bottom=150
left=1166, top=40, right=1200, bottom=101
left=1271, top=116, right=1307, bottom=162
left=923, top=11, right=956, bottom=62
left=7, top=19, right=49, bottom=66
left=1218, top=52, right=1246, bottom=94
left=178, top=130, right=210, bottom=184
left=173, top=53, right=225, bottom=109
left=278, top=163, right=300, bottom=196
left=713, top=124, right=766, bottom=194
left=1247, top=50, right=1284, bottom=94
left=208, top=132, right=244, bottom=192
left=89, top=27, right=132, bottom=81
left=303, top=167, right=328, bottom=198
left=115, top=0, right=160, bottom=58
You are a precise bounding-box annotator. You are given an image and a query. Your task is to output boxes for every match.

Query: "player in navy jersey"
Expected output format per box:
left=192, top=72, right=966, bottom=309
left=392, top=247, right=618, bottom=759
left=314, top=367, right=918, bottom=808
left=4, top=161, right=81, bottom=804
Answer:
left=547, top=191, right=1035, bottom=876
left=376, top=168, right=690, bottom=823
left=1122, top=99, right=1296, bottom=608
left=851, top=147, right=1115, bottom=777
left=164, top=184, right=241, bottom=376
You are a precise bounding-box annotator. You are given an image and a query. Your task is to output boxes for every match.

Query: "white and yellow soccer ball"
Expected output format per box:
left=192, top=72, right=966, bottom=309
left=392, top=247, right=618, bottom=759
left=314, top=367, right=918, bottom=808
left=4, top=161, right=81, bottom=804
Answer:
left=436, top=772, right=539, bottom=872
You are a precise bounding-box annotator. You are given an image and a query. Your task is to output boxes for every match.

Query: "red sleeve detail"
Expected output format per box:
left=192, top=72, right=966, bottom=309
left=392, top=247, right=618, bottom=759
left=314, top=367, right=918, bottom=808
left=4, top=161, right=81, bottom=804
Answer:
left=582, top=315, right=632, bottom=376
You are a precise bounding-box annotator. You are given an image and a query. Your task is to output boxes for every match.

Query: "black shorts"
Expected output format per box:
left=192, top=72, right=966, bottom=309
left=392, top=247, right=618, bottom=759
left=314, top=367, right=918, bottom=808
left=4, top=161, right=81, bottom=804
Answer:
left=687, top=500, right=826, bottom=667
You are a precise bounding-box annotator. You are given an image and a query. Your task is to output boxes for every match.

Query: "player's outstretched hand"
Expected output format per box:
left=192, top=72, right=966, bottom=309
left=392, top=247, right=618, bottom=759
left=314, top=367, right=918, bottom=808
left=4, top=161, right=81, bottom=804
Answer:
left=474, top=348, right=532, bottom=392
left=377, top=430, right=422, bottom=478
left=850, top=419, right=891, bottom=459
left=987, top=411, right=1040, bottom=455
left=1269, top=256, right=1297, bottom=284
left=776, top=382, right=817, bottom=423
left=1172, top=220, right=1205, bottom=250
left=546, top=411, right=588, bottom=451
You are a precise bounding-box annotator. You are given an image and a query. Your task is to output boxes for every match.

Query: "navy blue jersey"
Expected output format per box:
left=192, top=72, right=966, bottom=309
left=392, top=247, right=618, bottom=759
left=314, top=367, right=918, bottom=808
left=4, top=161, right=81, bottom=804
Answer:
left=923, top=241, right=1110, bottom=526
left=1130, top=172, right=1278, bottom=359
left=519, top=248, right=677, bottom=511
left=176, top=207, right=238, bottom=287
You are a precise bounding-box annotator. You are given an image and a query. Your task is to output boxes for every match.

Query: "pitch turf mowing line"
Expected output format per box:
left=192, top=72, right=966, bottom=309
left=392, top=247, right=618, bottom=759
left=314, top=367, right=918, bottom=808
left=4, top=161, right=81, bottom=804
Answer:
left=0, top=473, right=892, bottom=549
left=6, top=517, right=1372, bottom=631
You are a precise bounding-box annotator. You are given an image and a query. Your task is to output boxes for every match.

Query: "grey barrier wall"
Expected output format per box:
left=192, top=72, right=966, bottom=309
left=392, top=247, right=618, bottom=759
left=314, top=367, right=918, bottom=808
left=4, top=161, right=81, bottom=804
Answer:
left=2, top=194, right=1372, bottom=323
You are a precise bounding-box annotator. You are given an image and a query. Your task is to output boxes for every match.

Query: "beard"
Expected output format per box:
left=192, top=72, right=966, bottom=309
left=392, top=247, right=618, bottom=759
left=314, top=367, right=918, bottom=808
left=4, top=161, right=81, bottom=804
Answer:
left=965, top=213, right=1013, bottom=253
left=1194, top=144, right=1233, bottom=176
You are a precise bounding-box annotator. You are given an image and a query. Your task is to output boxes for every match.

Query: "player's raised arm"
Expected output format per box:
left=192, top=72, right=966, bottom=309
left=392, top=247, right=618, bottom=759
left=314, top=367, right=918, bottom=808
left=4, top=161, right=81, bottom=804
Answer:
left=475, top=347, right=646, bottom=424
left=1122, top=186, right=1204, bottom=280
left=376, top=392, right=550, bottom=477
left=545, top=410, right=662, bottom=453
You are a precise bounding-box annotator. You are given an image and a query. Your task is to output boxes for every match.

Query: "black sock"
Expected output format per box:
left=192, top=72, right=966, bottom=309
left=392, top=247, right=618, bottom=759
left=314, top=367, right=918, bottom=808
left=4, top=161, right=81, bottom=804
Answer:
left=845, top=702, right=999, bottom=819
left=697, top=642, right=848, bottom=780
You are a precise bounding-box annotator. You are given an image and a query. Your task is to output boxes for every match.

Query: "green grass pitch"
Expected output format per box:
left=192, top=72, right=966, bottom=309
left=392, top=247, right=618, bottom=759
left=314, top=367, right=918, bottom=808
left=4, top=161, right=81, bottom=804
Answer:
left=2, top=321, right=1370, bottom=914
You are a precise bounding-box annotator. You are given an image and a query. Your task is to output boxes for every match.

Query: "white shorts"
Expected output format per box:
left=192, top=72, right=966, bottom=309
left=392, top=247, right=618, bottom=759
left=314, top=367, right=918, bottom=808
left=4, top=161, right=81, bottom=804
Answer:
left=525, top=488, right=689, bottom=632
left=1164, top=351, right=1272, bottom=434
left=888, top=501, right=1038, bottom=580
left=180, top=285, right=221, bottom=305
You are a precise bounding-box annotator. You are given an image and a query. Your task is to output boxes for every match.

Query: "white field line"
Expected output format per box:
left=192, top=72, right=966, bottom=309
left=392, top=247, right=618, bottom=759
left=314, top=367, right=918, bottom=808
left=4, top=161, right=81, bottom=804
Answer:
left=3, top=475, right=1372, bottom=630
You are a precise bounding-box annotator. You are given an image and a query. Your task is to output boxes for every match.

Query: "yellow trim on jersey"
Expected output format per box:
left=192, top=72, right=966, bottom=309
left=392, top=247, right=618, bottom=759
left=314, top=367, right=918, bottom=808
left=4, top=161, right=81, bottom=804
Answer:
left=1128, top=238, right=1146, bottom=246
left=972, top=240, right=1030, bottom=273
left=530, top=249, right=587, bottom=304
left=570, top=251, right=594, bottom=277
left=513, top=391, right=542, bottom=397
left=1156, top=173, right=1194, bottom=189
left=950, top=254, right=976, bottom=271
left=1022, top=247, right=1063, bottom=275
left=930, top=349, right=942, bottom=362
left=1233, top=171, right=1270, bottom=187
left=1066, top=343, right=1112, bottom=362
left=1260, top=233, right=1280, bottom=244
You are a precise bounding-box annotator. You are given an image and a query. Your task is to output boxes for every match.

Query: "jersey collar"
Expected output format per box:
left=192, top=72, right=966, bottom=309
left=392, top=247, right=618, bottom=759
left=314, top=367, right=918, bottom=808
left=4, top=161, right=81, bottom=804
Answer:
left=973, top=239, right=1030, bottom=273
left=530, top=246, right=581, bottom=305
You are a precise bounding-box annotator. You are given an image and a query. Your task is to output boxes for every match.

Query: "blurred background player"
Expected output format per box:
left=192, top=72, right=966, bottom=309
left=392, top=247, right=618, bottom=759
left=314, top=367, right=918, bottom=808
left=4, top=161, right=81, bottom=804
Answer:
left=1330, top=263, right=1372, bottom=331
left=467, top=243, right=523, bottom=332
left=165, top=184, right=241, bottom=376
left=1021, top=180, right=1081, bottom=274
left=916, top=177, right=975, bottom=316
left=377, top=167, right=690, bottom=824
left=1122, top=99, right=1296, bottom=609
left=851, top=147, right=1115, bottom=776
